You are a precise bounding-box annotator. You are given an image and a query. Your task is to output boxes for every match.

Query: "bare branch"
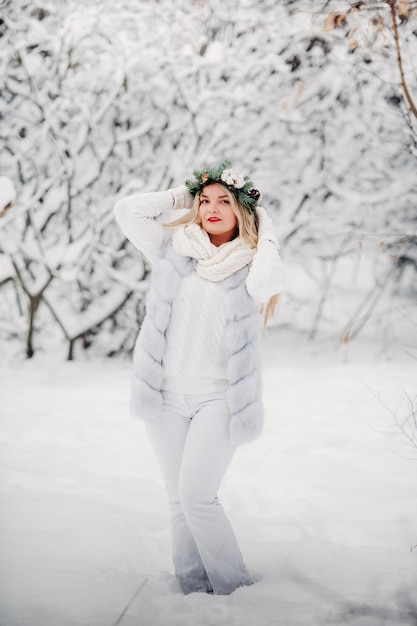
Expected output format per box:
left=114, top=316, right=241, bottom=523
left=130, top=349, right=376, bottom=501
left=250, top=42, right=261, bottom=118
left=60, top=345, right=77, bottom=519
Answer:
left=386, top=0, right=417, bottom=118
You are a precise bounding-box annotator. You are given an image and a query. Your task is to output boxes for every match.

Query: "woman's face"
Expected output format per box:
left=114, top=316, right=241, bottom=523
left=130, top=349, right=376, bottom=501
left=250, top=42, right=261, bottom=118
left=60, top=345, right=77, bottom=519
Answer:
left=198, top=183, right=238, bottom=246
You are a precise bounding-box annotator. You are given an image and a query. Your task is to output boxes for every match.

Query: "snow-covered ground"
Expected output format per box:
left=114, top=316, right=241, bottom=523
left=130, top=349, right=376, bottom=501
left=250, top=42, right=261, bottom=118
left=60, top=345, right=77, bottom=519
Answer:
left=0, top=334, right=416, bottom=626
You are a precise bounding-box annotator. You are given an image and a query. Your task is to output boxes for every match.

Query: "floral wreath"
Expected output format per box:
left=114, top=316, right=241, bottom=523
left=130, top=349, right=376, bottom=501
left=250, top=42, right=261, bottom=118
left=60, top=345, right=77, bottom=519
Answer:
left=184, top=160, right=260, bottom=213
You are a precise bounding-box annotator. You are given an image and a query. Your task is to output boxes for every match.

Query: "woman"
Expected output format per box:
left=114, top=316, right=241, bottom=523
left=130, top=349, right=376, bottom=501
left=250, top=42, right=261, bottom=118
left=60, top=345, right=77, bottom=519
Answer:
left=114, top=160, right=283, bottom=596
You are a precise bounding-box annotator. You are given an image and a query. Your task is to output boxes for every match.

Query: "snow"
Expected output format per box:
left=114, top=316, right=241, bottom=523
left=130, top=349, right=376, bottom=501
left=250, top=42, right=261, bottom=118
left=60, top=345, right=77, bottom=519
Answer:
left=1, top=1, right=416, bottom=356
left=1, top=8, right=416, bottom=621
left=0, top=177, right=16, bottom=210
left=1, top=335, right=416, bottom=626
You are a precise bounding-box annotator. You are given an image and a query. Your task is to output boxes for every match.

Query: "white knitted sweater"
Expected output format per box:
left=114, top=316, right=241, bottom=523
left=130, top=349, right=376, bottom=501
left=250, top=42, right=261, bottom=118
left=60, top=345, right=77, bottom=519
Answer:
left=163, top=271, right=229, bottom=393
left=114, top=189, right=283, bottom=394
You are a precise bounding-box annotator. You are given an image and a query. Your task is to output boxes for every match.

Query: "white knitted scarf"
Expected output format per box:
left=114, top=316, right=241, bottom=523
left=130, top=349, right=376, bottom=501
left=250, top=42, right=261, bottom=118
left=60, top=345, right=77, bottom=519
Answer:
left=172, top=224, right=256, bottom=282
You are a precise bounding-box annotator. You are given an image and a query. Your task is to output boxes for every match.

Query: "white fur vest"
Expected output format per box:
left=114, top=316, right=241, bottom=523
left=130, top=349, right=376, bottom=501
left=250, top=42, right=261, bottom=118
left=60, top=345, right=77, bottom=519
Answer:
left=130, top=237, right=263, bottom=446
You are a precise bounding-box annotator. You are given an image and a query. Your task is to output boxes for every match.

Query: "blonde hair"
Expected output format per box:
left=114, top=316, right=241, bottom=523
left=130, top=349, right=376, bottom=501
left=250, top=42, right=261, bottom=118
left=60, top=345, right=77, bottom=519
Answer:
left=165, top=183, right=279, bottom=325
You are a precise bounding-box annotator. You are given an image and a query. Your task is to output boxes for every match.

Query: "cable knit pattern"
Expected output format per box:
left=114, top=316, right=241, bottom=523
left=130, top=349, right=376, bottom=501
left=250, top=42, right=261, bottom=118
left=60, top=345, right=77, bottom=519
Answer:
left=131, top=236, right=263, bottom=446
left=162, top=272, right=228, bottom=393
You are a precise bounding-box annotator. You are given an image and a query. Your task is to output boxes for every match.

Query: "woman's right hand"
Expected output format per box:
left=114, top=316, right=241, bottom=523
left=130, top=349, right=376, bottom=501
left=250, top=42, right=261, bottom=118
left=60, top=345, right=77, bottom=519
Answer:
left=170, top=185, right=194, bottom=211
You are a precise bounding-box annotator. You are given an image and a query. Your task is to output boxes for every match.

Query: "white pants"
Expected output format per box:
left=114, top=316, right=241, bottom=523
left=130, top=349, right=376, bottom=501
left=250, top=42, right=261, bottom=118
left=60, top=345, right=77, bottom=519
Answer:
left=145, top=391, right=253, bottom=595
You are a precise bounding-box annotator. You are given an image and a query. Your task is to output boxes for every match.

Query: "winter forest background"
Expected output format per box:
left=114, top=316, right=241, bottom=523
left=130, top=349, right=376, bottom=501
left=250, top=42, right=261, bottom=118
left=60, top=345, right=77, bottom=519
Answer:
left=1, top=2, right=417, bottom=626
left=1, top=0, right=416, bottom=360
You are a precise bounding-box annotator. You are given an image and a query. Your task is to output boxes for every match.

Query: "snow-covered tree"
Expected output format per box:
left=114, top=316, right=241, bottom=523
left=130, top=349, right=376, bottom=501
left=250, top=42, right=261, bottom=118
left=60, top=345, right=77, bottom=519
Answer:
left=0, top=0, right=415, bottom=358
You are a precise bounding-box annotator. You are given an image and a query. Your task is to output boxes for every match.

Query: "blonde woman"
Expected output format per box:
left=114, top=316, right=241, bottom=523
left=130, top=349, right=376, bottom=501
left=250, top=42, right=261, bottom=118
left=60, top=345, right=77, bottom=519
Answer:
left=114, top=160, right=283, bottom=596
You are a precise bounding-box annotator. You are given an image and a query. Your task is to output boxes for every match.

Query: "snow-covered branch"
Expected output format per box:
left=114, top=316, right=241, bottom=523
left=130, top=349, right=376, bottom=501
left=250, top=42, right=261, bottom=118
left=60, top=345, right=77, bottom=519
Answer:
left=0, top=0, right=415, bottom=357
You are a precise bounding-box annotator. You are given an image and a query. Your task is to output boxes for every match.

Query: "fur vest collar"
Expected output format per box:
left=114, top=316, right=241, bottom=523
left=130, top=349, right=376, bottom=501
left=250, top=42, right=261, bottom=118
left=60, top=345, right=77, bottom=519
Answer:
left=130, top=236, right=263, bottom=446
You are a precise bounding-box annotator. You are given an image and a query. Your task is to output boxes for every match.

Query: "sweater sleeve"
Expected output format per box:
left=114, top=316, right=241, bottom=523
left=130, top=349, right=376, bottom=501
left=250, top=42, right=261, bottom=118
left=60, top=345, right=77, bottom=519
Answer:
left=246, top=205, right=284, bottom=305
left=114, top=190, right=174, bottom=265
left=246, top=240, right=284, bottom=305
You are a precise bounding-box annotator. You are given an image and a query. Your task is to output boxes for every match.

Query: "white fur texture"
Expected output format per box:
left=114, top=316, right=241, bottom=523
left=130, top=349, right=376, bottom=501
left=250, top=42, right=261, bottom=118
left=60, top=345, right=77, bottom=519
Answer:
left=131, top=237, right=263, bottom=446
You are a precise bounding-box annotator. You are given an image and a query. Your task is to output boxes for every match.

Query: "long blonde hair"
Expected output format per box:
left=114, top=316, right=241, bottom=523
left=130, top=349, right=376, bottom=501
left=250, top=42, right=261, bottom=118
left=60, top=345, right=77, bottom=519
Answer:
left=165, top=184, right=279, bottom=325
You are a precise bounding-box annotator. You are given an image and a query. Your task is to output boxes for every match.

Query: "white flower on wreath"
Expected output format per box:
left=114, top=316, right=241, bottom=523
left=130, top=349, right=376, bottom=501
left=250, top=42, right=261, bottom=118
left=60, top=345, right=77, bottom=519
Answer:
left=221, top=167, right=245, bottom=189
